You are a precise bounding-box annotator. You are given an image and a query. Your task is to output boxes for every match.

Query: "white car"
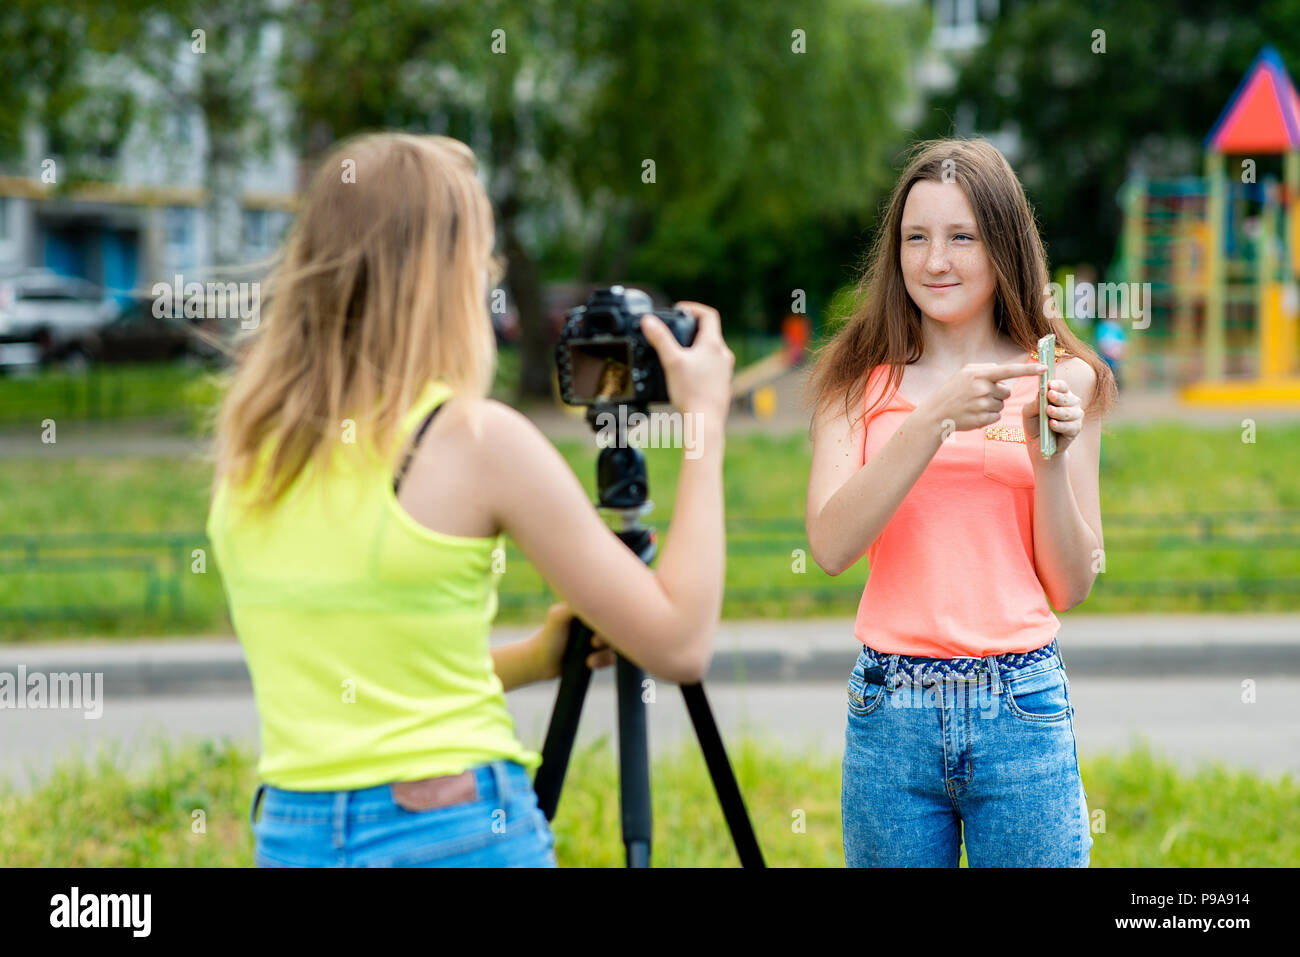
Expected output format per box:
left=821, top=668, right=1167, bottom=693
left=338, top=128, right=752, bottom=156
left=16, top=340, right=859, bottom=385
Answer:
left=0, top=270, right=119, bottom=369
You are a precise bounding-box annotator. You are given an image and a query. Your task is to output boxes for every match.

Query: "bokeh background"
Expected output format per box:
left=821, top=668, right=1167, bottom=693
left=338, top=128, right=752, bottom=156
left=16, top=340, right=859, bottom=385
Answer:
left=0, top=0, right=1296, bottom=867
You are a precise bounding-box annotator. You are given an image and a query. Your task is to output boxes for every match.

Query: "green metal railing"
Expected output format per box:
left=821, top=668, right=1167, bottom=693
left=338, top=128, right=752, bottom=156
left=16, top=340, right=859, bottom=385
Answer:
left=0, top=532, right=199, bottom=620
left=2, top=511, right=1299, bottom=624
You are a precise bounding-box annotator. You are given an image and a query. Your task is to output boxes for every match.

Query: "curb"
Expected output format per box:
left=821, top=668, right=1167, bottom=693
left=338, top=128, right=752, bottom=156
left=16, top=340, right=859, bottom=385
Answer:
left=2, top=615, right=1298, bottom=696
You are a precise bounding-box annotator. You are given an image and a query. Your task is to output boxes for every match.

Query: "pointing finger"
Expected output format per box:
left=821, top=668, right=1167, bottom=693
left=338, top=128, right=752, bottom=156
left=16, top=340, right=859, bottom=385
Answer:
left=986, top=362, right=1047, bottom=381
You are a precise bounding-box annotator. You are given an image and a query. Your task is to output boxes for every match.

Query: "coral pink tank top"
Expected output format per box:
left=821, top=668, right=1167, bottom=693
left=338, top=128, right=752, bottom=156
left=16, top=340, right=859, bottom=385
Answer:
left=852, top=365, right=1059, bottom=658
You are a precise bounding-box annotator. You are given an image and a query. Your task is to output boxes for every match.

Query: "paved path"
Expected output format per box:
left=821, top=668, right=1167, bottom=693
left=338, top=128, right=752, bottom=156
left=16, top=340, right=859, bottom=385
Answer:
left=2, top=675, right=1296, bottom=795
left=2, top=614, right=1297, bottom=793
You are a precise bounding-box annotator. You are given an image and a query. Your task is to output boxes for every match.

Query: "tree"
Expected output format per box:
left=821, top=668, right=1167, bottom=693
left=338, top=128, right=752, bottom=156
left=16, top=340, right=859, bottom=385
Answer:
left=0, top=1, right=135, bottom=182
left=285, top=0, right=922, bottom=400
left=92, top=0, right=281, bottom=266
left=917, top=0, right=1290, bottom=272
left=0, top=0, right=280, bottom=274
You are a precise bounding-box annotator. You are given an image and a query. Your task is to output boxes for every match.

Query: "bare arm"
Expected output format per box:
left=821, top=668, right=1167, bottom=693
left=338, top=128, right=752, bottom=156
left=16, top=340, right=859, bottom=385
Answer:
left=489, top=638, right=546, bottom=692
left=1023, top=358, right=1103, bottom=610
left=805, top=396, right=945, bottom=576
left=478, top=405, right=725, bottom=685
left=480, top=304, right=733, bottom=685
left=806, top=361, right=1045, bottom=576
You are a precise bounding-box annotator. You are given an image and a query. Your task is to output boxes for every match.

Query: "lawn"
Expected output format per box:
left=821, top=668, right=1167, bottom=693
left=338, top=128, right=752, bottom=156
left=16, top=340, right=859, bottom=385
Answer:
left=0, top=350, right=524, bottom=430
left=2, top=423, right=1300, bottom=639
left=0, top=737, right=1294, bottom=867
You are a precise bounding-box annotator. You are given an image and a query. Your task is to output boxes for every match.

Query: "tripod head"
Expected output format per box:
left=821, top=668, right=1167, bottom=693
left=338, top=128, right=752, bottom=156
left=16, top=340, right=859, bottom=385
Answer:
left=585, top=401, right=653, bottom=528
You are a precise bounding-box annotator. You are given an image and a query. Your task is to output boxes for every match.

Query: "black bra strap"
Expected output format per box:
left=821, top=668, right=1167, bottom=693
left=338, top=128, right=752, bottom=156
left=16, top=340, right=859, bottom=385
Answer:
left=393, top=402, right=444, bottom=495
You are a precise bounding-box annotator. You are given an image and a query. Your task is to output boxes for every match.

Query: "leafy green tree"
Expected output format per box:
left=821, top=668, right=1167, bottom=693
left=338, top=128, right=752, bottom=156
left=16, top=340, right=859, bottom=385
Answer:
left=286, top=0, right=922, bottom=399
left=0, top=0, right=134, bottom=183
left=1, top=0, right=280, bottom=269
left=93, top=0, right=281, bottom=265
left=918, top=0, right=1295, bottom=272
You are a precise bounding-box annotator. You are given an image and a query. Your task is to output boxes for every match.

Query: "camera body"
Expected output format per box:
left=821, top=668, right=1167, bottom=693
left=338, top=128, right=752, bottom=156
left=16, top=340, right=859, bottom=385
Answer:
left=555, top=286, right=697, bottom=407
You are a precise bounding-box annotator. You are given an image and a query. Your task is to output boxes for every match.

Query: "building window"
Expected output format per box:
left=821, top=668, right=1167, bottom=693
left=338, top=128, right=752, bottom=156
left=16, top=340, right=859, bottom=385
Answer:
left=167, top=109, right=192, bottom=146
left=243, top=208, right=268, bottom=252
left=242, top=208, right=290, bottom=258
left=934, top=0, right=990, bottom=50
left=165, top=206, right=197, bottom=269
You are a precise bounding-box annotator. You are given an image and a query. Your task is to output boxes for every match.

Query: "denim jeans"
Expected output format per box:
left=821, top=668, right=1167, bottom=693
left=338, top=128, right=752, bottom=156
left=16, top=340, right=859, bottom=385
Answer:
left=842, top=638, right=1092, bottom=867
left=249, top=760, right=558, bottom=867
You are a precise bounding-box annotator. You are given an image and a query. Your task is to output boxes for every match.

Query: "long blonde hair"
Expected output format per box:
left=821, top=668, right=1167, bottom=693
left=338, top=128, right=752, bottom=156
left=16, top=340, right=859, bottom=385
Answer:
left=212, top=133, right=498, bottom=509
left=807, top=137, right=1116, bottom=428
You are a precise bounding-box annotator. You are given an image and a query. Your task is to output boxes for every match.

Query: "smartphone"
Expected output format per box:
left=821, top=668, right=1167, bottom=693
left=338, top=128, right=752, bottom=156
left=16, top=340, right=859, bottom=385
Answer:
left=1038, top=333, right=1056, bottom=459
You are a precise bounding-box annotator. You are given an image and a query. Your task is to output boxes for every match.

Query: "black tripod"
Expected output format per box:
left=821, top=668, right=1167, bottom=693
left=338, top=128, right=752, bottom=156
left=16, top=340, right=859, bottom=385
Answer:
left=531, top=403, right=765, bottom=867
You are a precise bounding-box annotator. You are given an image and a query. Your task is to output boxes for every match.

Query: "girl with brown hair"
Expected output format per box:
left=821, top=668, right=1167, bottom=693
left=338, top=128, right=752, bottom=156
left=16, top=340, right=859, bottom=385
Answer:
left=806, top=137, right=1116, bottom=867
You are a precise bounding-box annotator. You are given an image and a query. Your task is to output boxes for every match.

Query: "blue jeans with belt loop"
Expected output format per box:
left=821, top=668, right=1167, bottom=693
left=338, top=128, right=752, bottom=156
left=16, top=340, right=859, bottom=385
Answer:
left=841, top=637, right=1093, bottom=868
left=248, top=759, right=558, bottom=867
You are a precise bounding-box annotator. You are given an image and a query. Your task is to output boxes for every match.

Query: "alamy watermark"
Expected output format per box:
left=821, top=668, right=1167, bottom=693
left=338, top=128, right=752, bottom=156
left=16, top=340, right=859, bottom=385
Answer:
left=594, top=406, right=704, bottom=459
left=0, top=667, right=104, bottom=719
left=50, top=887, right=150, bottom=937
left=1043, top=274, right=1151, bottom=330
left=152, top=274, right=261, bottom=329
left=882, top=675, right=1003, bottom=718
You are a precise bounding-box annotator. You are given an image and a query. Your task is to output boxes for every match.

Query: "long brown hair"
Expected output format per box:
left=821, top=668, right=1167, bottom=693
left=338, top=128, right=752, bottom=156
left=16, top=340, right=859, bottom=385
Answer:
left=806, top=137, right=1116, bottom=428
left=212, top=133, right=498, bottom=509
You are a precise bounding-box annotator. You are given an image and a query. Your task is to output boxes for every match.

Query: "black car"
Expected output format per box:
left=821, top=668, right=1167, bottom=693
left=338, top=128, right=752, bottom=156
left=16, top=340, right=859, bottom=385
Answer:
left=65, top=297, right=226, bottom=366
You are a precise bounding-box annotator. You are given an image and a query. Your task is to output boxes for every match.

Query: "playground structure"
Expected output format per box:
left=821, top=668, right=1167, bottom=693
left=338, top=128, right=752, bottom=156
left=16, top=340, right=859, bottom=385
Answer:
left=729, top=313, right=810, bottom=418
left=1115, top=46, right=1300, bottom=404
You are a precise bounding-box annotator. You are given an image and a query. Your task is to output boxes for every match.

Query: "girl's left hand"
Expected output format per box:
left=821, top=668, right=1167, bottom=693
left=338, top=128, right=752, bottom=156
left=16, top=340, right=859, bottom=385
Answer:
left=1022, top=378, right=1085, bottom=457
left=531, top=601, right=617, bottom=682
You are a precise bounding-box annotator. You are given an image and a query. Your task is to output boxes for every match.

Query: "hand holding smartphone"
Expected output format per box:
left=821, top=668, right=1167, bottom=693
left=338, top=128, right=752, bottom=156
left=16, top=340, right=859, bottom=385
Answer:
left=1038, top=333, right=1056, bottom=459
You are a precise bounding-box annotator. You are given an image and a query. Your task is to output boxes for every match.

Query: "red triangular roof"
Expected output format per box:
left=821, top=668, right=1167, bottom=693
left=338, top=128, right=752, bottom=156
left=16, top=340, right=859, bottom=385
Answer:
left=1206, top=46, right=1300, bottom=154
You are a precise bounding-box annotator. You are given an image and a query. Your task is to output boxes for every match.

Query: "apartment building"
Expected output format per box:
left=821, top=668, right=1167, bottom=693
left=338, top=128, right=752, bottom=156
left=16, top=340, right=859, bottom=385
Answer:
left=0, top=21, right=298, bottom=301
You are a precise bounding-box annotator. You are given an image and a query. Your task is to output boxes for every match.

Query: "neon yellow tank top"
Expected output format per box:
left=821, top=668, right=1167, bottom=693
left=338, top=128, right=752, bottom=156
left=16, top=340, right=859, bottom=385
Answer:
left=205, top=380, right=541, bottom=790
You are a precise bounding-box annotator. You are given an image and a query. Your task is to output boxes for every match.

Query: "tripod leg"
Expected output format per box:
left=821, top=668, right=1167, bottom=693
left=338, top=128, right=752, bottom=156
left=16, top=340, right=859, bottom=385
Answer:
left=616, top=654, right=652, bottom=867
left=681, top=682, right=766, bottom=867
left=532, top=619, right=595, bottom=821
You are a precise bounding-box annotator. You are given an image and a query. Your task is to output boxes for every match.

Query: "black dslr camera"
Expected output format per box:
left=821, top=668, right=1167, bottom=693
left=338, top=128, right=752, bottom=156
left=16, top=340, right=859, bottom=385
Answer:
left=555, top=286, right=697, bottom=407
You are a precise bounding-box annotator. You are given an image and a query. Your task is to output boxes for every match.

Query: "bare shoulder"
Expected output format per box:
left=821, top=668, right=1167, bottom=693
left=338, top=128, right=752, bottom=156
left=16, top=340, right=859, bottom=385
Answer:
left=442, top=396, right=560, bottom=476
left=1057, top=355, right=1097, bottom=406
left=433, top=395, right=541, bottom=450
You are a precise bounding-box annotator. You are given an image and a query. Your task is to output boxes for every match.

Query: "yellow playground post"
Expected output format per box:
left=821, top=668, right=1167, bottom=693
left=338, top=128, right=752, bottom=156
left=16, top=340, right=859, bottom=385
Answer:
left=1181, top=45, right=1300, bottom=405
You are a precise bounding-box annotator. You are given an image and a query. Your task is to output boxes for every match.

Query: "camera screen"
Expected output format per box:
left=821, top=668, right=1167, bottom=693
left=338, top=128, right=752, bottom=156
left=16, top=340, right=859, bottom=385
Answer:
left=565, top=339, right=634, bottom=403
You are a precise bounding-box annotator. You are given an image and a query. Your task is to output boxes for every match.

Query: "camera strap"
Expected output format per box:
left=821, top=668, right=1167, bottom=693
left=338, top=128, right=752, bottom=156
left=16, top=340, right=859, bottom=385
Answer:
left=392, top=403, right=444, bottom=495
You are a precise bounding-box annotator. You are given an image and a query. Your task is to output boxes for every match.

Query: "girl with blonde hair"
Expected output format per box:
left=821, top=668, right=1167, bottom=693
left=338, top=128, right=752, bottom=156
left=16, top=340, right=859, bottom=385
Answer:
left=208, top=132, right=733, bottom=867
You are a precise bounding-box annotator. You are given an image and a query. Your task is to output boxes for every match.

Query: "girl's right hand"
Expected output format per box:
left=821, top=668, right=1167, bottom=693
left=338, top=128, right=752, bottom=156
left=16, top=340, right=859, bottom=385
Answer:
left=918, top=361, right=1045, bottom=434
left=639, top=301, right=735, bottom=422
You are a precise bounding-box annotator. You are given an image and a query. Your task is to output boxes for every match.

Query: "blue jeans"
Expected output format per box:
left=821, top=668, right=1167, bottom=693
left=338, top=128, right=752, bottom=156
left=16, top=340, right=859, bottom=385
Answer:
left=842, top=638, right=1092, bottom=867
left=249, top=760, right=558, bottom=867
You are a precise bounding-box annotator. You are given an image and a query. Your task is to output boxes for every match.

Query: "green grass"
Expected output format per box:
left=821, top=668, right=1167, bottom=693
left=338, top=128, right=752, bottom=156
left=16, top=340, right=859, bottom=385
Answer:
left=0, top=737, right=1293, bottom=866
left=2, top=424, right=1300, bottom=639
left=0, top=352, right=525, bottom=431
left=0, top=363, right=214, bottom=427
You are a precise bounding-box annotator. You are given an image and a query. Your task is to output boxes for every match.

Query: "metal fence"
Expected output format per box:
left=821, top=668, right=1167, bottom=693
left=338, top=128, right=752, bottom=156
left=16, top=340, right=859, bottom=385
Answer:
left=2, top=510, right=1299, bottom=625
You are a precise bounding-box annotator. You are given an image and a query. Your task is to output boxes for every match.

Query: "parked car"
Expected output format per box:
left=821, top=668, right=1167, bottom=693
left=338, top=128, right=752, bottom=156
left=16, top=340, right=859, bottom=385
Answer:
left=0, top=271, right=118, bottom=370
left=72, top=296, right=226, bottom=366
